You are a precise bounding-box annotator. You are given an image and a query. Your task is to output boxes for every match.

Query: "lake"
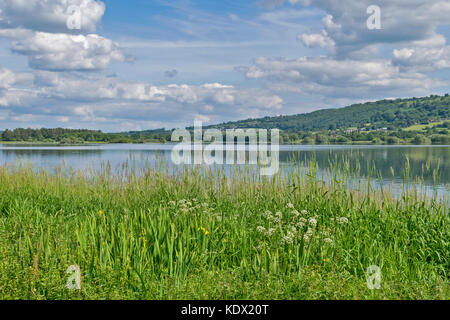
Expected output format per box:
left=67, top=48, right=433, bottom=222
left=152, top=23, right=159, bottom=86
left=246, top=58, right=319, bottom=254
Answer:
left=1, top=143, right=449, bottom=199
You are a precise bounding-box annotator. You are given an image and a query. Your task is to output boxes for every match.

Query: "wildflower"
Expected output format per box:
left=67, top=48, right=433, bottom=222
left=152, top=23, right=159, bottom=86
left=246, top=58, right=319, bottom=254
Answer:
left=301, top=210, right=308, bottom=215
left=168, top=201, right=176, bottom=206
left=99, top=210, right=103, bottom=216
left=324, top=238, right=334, bottom=245
left=337, top=217, right=349, bottom=224
left=254, top=241, right=264, bottom=251
left=263, top=210, right=273, bottom=219
left=323, top=258, right=330, bottom=262
left=321, top=230, right=331, bottom=237
left=197, top=226, right=210, bottom=235
left=265, top=228, right=276, bottom=236
left=281, top=235, right=293, bottom=245
left=296, top=221, right=306, bottom=228
left=286, top=203, right=295, bottom=209
left=308, top=218, right=317, bottom=227
left=275, top=211, right=283, bottom=218
left=257, top=226, right=266, bottom=234
left=292, top=210, right=300, bottom=217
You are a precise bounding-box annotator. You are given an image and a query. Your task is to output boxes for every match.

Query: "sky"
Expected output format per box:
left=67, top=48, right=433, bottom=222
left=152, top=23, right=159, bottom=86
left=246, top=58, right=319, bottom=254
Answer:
left=0, top=0, right=449, bottom=132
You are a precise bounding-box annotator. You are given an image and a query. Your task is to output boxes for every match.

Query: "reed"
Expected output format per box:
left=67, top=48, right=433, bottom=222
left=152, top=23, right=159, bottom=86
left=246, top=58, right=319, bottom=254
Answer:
left=0, top=157, right=448, bottom=300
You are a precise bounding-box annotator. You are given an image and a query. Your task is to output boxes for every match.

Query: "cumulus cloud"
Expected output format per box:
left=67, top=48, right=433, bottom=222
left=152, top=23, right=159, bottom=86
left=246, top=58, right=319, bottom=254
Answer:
left=264, top=0, right=450, bottom=57
left=11, top=32, right=132, bottom=71
left=298, top=30, right=335, bottom=53
left=238, top=56, right=446, bottom=98
left=0, top=0, right=131, bottom=71
left=0, top=0, right=105, bottom=33
left=393, top=45, right=450, bottom=73
left=1, top=0, right=449, bottom=130
left=238, top=0, right=450, bottom=101
left=0, top=67, right=284, bottom=128
left=0, top=67, right=33, bottom=88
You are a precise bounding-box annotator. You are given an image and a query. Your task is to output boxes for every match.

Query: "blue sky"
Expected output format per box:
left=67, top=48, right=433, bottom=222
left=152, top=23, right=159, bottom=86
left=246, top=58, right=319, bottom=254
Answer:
left=0, top=0, right=449, bottom=131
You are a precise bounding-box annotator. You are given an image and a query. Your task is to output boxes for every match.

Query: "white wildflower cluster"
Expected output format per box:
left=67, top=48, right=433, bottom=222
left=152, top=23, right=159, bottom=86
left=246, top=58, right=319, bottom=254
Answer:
left=255, top=203, right=342, bottom=250
left=286, top=203, right=295, bottom=209
left=256, top=204, right=339, bottom=249
left=296, top=217, right=308, bottom=228
left=337, top=217, right=349, bottom=225
left=255, top=203, right=350, bottom=254
left=303, top=228, right=314, bottom=242
left=266, top=228, right=276, bottom=236
left=308, top=218, right=317, bottom=227
left=167, top=199, right=214, bottom=215
left=281, top=232, right=294, bottom=245
left=254, top=241, right=264, bottom=252
left=263, top=210, right=280, bottom=224
left=321, top=229, right=331, bottom=237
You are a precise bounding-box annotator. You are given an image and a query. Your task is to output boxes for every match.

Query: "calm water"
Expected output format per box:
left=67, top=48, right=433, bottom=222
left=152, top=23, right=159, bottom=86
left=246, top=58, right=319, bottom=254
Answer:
left=1, top=143, right=449, bottom=198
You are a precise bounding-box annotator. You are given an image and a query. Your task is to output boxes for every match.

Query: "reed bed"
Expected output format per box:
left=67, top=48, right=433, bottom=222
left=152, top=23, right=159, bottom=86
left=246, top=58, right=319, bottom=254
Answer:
left=0, top=157, right=448, bottom=300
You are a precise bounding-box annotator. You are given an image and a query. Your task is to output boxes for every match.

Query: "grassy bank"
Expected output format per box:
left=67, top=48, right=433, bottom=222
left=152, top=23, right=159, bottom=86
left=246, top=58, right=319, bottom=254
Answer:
left=0, top=160, right=448, bottom=300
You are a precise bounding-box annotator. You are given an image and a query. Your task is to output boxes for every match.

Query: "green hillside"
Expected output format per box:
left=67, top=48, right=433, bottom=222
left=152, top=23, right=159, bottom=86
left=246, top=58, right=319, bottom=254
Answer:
left=206, top=94, right=450, bottom=132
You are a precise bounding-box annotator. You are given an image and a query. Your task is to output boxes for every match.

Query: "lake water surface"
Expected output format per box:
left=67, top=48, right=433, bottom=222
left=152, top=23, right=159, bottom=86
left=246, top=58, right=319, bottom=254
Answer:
left=1, top=144, right=449, bottom=199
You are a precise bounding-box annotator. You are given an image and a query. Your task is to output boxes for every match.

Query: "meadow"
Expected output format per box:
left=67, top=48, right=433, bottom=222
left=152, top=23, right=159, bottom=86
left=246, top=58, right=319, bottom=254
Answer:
left=0, top=158, right=448, bottom=300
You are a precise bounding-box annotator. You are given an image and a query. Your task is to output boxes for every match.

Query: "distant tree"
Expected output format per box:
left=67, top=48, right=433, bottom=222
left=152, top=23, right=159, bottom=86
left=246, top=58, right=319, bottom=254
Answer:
left=412, top=135, right=431, bottom=145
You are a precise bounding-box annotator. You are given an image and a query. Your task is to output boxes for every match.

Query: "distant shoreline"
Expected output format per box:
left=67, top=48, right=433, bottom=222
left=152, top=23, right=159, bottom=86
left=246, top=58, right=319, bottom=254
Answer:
left=1, top=141, right=449, bottom=146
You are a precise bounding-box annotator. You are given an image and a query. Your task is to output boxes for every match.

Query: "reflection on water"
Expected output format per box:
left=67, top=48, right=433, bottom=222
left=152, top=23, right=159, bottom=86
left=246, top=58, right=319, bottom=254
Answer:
left=1, top=144, right=449, bottom=198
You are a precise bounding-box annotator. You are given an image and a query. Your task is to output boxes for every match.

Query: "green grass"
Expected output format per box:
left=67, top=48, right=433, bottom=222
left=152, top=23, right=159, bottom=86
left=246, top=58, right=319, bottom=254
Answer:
left=403, top=121, right=446, bottom=132
left=0, top=159, right=448, bottom=300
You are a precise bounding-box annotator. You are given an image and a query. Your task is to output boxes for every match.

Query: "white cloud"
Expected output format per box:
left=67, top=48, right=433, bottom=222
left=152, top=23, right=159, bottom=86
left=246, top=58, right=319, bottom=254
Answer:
left=0, top=0, right=130, bottom=71
left=265, top=0, right=450, bottom=56
left=393, top=46, right=450, bottom=73
left=238, top=56, right=447, bottom=98
left=299, top=30, right=335, bottom=53
left=11, top=32, right=131, bottom=71
left=0, top=67, right=33, bottom=88
left=237, top=0, right=450, bottom=102
left=1, top=0, right=449, bottom=130
left=0, top=67, right=284, bottom=127
left=0, top=0, right=105, bottom=33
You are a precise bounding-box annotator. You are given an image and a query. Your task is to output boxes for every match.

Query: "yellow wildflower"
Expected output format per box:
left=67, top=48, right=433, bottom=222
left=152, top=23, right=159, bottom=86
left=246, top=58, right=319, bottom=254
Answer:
left=197, top=226, right=210, bottom=235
